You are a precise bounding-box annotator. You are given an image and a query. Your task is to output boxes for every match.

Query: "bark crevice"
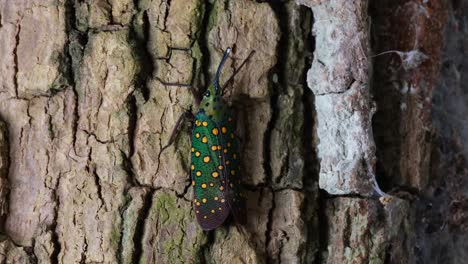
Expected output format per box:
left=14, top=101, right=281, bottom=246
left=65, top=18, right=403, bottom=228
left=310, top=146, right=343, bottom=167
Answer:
left=263, top=2, right=289, bottom=261
left=132, top=189, right=154, bottom=264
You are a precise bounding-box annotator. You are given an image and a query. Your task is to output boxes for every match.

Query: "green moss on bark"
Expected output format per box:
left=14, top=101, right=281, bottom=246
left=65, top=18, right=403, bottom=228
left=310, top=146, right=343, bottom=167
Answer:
left=139, top=191, right=207, bottom=263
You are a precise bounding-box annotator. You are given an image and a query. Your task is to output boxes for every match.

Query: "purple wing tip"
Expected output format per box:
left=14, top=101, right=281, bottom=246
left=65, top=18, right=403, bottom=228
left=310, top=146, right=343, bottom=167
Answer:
left=195, top=205, right=230, bottom=231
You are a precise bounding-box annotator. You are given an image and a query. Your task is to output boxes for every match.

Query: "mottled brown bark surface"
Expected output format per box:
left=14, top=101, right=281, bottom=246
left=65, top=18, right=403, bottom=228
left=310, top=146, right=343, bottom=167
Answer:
left=0, top=0, right=466, bottom=263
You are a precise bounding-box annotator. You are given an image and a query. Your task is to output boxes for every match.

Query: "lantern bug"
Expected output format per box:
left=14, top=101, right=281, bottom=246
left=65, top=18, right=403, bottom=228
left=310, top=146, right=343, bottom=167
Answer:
left=162, top=48, right=255, bottom=230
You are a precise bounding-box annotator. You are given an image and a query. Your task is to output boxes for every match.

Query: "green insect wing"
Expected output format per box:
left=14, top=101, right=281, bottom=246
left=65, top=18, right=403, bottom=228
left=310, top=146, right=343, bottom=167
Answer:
left=191, top=114, right=230, bottom=230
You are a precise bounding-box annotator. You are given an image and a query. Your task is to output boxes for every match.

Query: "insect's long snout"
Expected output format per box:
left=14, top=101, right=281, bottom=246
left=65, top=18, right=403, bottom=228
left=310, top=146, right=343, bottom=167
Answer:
left=214, top=47, right=232, bottom=93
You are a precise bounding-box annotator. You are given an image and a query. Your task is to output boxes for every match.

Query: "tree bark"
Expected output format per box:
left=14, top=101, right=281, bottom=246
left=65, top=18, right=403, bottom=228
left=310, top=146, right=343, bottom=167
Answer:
left=0, top=0, right=466, bottom=263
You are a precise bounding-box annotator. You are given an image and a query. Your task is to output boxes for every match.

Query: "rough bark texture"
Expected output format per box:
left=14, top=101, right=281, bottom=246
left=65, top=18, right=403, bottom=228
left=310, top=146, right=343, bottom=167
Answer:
left=301, top=0, right=377, bottom=196
left=0, top=0, right=466, bottom=263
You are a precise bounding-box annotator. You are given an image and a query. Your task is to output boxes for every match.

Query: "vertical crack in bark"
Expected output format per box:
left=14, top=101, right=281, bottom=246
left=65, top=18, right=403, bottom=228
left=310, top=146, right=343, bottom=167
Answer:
left=199, top=0, right=213, bottom=90
left=298, top=5, right=321, bottom=262
left=49, top=173, right=62, bottom=264
left=0, top=120, right=10, bottom=233
left=315, top=191, right=329, bottom=263
left=265, top=190, right=276, bottom=264
left=80, top=237, right=88, bottom=264
left=13, top=23, right=21, bottom=98
left=124, top=2, right=155, bottom=189
left=92, top=167, right=105, bottom=211
left=130, top=9, right=152, bottom=102
left=369, top=1, right=404, bottom=193
left=262, top=1, right=287, bottom=261
left=25, top=240, right=38, bottom=264
left=116, top=193, right=130, bottom=264
left=264, top=0, right=286, bottom=181
left=342, top=205, right=351, bottom=249
left=70, top=63, right=80, bottom=157
left=66, top=0, right=87, bottom=157
left=199, top=229, right=214, bottom=262
left=163, top=0, right=172, bottom=32
left=124, top=95, right=138, bottom=187
left=132, top=189, right=154, bottom=264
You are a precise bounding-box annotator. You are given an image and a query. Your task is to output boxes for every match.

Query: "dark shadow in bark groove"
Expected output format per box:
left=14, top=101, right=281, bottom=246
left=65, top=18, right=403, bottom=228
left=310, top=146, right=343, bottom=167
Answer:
left=130, top=10, right=153, bottom=102
left=369, top=1, right=404, bottom=193
left=265, top=190, right=276, bottom=263
left=315, top=190, right=329, bottom=264
left=0, top=119, right=10, bottom=235
left=266, top=1, right=318, bottom=262
left=25, top=242, right=38, bottom=264
left=49, top=174, right=62, bottom=264
left=263, top=0, right=291, bottom=262
left=200, top=228, right=214, bottom=264
left=199, top=0, right=213, bottom=93
left=132, top=189, right=154, bottom=264
left=124, top=95, right=139, bottom=187
left=264, top=2, right=284, bottom=262
left=301, top=8, right=320, bottom=264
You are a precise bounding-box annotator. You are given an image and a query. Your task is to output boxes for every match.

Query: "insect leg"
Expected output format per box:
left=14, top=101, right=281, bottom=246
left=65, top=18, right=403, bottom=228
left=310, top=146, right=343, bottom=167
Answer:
left=157, top=80, right=193, bottom=87
left=156, top=78, right=202, bottom=106
left=221, top=50, right=256, bottom=94
left=160, top=112, right=195, bottom=153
